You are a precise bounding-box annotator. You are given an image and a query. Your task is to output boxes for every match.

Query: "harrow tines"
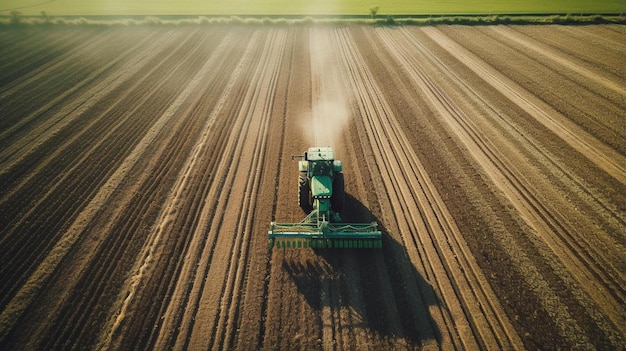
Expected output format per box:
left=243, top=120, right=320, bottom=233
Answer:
left=268, top=147, right=382, bottom=250
left=269, top=237, right=383, bottom=250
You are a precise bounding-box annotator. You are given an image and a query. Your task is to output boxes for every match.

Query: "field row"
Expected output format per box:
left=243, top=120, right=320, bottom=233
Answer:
left=0, top=24, right=624, bottom=350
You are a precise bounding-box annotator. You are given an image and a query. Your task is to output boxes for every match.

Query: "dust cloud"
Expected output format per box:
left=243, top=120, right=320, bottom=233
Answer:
left=303, top=28, right=352, bottom=150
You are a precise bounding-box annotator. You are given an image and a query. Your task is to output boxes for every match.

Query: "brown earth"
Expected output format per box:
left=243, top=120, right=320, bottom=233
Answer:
left=0, top=24, right=624, bottom=350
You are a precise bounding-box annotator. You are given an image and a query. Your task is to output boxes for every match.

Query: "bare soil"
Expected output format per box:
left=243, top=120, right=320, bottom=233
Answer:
left=0, top=24, right=624, bottom=350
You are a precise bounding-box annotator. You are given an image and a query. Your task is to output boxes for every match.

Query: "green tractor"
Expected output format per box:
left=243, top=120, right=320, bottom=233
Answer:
left=269, top=147, right=382, bottom=249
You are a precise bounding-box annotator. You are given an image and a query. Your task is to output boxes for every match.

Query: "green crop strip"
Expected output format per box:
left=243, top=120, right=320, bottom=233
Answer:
left=0, top=0, right=624, bottom=16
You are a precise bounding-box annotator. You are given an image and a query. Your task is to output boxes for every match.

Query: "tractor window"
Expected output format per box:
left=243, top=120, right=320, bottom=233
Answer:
left=312, top=161, right=332, bottom=176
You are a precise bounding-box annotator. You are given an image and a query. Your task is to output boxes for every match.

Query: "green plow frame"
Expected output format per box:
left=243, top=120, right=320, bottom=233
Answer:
left=268, top=211, right=382, bottom=249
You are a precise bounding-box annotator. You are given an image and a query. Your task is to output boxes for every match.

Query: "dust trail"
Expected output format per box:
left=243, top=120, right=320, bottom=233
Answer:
left=305, top=27, right=351, bottom=149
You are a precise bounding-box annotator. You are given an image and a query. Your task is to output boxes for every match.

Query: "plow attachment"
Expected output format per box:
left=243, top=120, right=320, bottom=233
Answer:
left=268, top=210, right=382, bottom=249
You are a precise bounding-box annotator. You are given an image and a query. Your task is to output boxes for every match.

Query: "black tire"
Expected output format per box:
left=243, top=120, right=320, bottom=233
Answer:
left=331, top=172, right=345, bottom=213
left=298, top=172, right=312, bottom=212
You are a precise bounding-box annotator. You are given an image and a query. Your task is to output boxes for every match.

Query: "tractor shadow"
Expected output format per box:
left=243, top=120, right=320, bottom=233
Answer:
left=281, top=193, right=442, bottom=345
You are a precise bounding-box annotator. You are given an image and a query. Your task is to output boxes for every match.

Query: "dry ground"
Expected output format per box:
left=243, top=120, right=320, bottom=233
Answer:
left=0, top=24, right=624, bottom=350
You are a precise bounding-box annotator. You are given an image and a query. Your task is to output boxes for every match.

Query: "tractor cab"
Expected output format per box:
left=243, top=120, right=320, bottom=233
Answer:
left=299, top=147, right=342, bottom=177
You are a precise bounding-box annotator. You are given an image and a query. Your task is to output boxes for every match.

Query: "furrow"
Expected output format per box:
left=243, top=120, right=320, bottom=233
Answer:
left=0, top=29, right=205, bottom=311
left=0, top=29, right=174, bottom=176
left=42, top=30, right=222, bottom=351
left=490, top=26, right=625, bottom=97
left=417, top=26, right=624, bottom=332
left=384, top=25, right=621, bottom=347
left=385, top=26, right=593, bottom=346
left=0, top=29, right=118, bottom=101
left=0, top=26, right=208, bottom=348
left=478, top=26, right=624, bottom=142
left=0, top=30, right=92, bottom=88
left=517, top=25, right=626, bottom=79
left=342, top=26, right=527, bottom=349
left=0, top=29, right=127, bottom=143
left=310, top=27, right=358, bottom=351
left=125, top=29, right=258, bottom=347
left=152, top=29, right=267, bottom=351
left=211, top=28, right=286, bottom=351
left=260, top=26, right=318, bottom=351
left=415, top=27, right=626, bottom=232
left=337, top=28, right=436, bottom=347
left=412, top=24, right=625, bottom=266
left=420, top=27, right=626, bottom=186
left=337, top=27, right=465, bottom=348
left=1, top=25, right=622, bottom=351
left=145, top=31, right=251, bottom=350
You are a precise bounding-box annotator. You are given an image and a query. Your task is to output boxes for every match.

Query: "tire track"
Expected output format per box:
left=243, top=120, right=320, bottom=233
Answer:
left=422, top=26, right=625, bottom=236
left=337, top=27, right=523, bottom=350
left=0, top=29, right=170, bottom=175
left=0, top=29, right=171, bottom=206
left=564, top=26, right=626, bottom=53
left=0, top=30, right=91, bottom=88
left=143, top=29, right=260, bottom=350
left=339, top=27, right=469, bottom=348
left=309, top=27, right=363, bottom=351
left=420, top=27, right=626, bottom=186
left=200, top=28, right=286, bottom=351
left=175, top=43, right=263, bottom=349
left=0, top=29, right=181, bottom=308
left=342, top=119, right=410, bottom=349
left=97, top=28, right=287, bottom=351
left=0, top=29, right=204, bottom=313
left=35, top=30, right=226, bottom=351
left=488, top=26, right=626, bottom=97
left=237, top=26, right=294, bottom=351
left=89, top=27, right=249, bottom=349
left=276, top=27, right=403, bottom=350
left=0, top=29, right=128, bottom=142
left=436, top=25, right=625, bottom=156
left=0, top=29, right=112, bottom=100
left=406, top=25, right=626, bottom=278
left=1, top=25, right=623, bottom=350
left=379, top=26, right=623, bottom=346
left=432, top=25, right=624, bottom=267
left=516, top=25, right=626, bottom=78
left=260, top=27, right=326, bottom=350
left=470, top=26, right=626, bottom=158
left=417, top=26, right=625, bottom=331
left=0, top=28, right=209, bottom=344
left=142, top=63, right=243, bottom=351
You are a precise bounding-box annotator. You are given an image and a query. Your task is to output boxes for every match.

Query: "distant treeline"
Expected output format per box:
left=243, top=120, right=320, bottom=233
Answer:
left=1, top=13, right=624, bottom=26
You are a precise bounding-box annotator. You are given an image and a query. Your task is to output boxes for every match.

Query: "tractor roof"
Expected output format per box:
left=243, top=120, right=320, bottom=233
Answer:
left=307, top=147, right=334, bottom=161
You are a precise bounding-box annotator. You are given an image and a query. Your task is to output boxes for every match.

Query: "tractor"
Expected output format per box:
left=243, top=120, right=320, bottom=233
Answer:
left=268, top=147, right=382, bottom=249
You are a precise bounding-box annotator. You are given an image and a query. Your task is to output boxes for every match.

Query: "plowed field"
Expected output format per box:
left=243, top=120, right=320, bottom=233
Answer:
left=0, top=24, right=624, bottom=350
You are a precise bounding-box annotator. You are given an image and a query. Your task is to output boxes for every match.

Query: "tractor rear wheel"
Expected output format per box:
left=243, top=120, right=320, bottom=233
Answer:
left=298, top=172, right=312, bottom=212
left=331, top=172, right=345, bottom=212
